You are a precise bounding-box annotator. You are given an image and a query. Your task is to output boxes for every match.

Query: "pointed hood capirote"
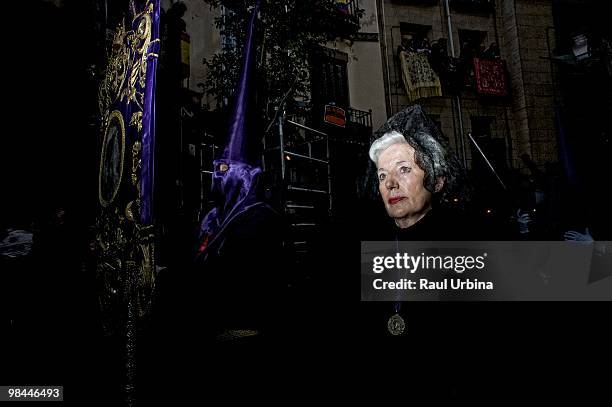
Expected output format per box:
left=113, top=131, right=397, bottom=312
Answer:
left=197, top=1, right=265, bottom=255
left=220, top=0, right=261, bottom=166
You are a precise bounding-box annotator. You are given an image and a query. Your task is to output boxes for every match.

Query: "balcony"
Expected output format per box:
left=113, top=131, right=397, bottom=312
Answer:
left=307, top=103, right=372, bottom=142
left=345, top=107, right=373, bottom=142
left=346, top=107, right=372, bottom=130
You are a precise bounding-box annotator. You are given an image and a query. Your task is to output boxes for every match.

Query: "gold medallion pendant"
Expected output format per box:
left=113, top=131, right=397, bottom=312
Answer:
left=387, top=313, right=405, bottom=336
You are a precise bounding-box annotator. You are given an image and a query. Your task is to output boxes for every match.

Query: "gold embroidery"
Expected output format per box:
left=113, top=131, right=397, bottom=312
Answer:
left=95, top=1, right=158, bottom=333
left=130, top=111, right=143, bottom=132
left=125, top=200, right=136, bottom=222
left=131, top=141, right=142, bottom=192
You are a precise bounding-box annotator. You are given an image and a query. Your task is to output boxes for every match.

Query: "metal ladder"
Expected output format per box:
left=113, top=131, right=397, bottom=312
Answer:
left=263, top=109, right=332, bottom=263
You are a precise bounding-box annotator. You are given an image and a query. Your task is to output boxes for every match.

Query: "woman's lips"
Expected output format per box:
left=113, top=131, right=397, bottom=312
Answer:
left=388, top=197, right=406, bottom=205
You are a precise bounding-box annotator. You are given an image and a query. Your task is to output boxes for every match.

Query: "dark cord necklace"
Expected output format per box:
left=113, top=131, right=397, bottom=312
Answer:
left=387, top=235, right=405, bottom=335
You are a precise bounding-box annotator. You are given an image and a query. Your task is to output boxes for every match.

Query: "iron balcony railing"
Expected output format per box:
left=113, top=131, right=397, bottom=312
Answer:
left=346, top=106, right=372, bottom=130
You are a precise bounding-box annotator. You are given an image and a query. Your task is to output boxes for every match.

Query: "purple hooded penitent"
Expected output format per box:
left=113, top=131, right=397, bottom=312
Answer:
left=198, top=1, right=265, bottom=255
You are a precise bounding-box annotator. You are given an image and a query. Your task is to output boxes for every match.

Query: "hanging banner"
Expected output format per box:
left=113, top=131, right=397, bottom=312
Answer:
left=399, top=50, right=443, bottom=103
left=473, top=58, right=508, bottom=97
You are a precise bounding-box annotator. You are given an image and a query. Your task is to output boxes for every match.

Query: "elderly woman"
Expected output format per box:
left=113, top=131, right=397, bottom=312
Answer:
left=365, top=104, right=467, bottom=240
left=360, top=105, right=471, bottom=338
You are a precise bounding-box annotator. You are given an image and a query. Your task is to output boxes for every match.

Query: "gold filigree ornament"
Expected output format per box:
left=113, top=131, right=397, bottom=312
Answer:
left=125, top=200, right=136, bottom=222
left=99, top=1, right=158, bottom=117
left=130, top=140, right=142, bottom=187
left=98, top=22, right=129, bottom=116
left=130, top=111, right=143, bottom=132
left=121, top=9, right=157, bottom=108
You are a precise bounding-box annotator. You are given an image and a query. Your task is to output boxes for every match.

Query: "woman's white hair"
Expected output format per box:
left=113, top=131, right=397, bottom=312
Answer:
left=361, top=105, right=466, bottom=203
left=368, top=128, right=448, bottom=194
left=368, top=130, right=407, bottom=165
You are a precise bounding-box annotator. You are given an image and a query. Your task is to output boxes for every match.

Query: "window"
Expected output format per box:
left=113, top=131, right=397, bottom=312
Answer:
left=458, top=30, right=488, bottom=89
left=311, top=48, right=350, bottom=108
left=471, top=116, right=493, bottom=139
left=458, top=29, right=488, bottom=59
left=399, top=23, right=432, bottom=53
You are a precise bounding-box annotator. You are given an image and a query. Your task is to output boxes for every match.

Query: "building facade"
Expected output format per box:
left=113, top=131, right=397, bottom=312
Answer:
left=377, top=0, right=559, bottom=173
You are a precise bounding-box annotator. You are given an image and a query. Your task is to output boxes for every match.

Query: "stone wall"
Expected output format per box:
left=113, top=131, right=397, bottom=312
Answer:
left=379, top=0, right=559, bottom=170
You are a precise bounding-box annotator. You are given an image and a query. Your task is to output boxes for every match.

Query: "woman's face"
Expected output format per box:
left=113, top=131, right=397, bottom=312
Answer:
left=377, top=142, right=433, bottom=227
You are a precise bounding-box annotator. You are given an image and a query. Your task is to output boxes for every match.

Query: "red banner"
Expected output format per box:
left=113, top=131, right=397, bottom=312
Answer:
left=474, top=58, right=508, bottom=97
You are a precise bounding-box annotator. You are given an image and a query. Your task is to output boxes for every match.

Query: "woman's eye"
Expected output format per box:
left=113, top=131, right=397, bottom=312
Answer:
left=400, top=166, right=411, bottom=174
left=378, top=173, right=386, bottom=181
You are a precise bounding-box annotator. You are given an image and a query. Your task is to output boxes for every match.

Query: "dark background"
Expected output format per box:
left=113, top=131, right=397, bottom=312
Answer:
left=1, top=0, right=611, bottom=404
